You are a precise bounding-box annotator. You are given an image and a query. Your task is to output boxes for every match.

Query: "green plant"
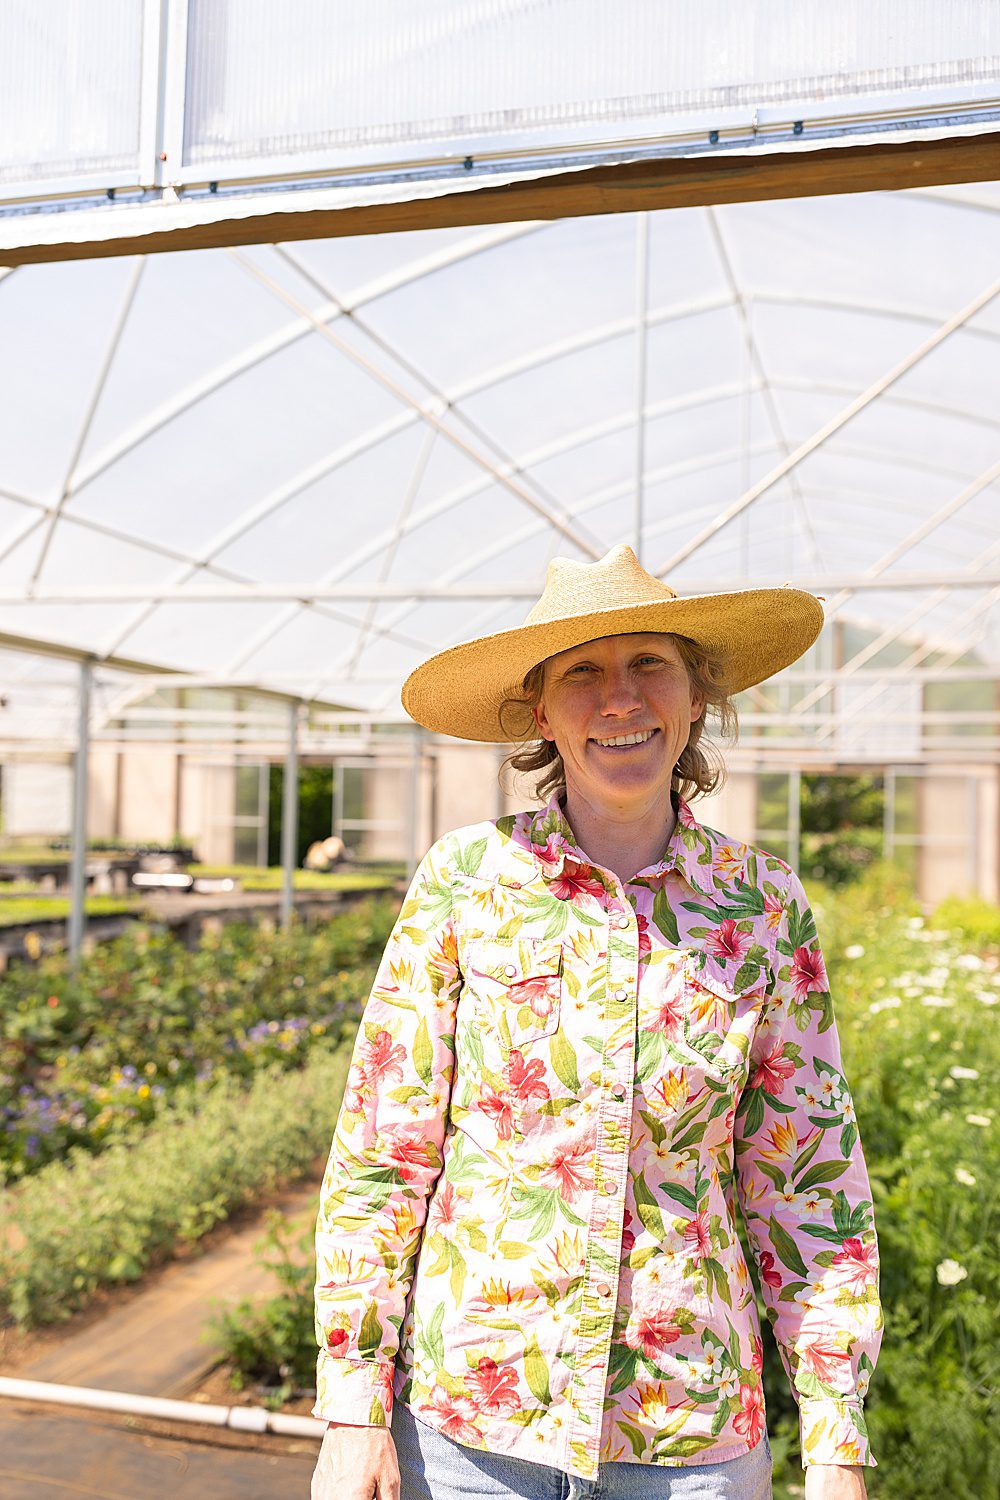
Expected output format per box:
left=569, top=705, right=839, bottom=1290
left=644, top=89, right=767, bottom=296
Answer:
left=205, top=1207, right=320, bottom=1408
left=0, top=894, right=400, bottom=1181
left=0, top=1041, right=352, bottom=1326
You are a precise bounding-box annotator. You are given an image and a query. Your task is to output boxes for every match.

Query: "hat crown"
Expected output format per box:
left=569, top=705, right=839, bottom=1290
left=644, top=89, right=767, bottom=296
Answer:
left=523, top=543, right=677, bottom=627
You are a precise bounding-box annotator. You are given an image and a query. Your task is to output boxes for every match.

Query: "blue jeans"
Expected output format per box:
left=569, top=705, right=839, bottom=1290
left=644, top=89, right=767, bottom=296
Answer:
left=389, top=1397, right=773, bottom=1500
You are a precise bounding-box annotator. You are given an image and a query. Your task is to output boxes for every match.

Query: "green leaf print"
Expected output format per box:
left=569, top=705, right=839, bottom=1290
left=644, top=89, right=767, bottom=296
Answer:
left=733, top=960, right=762, bottom=993
left=498, top=1239, right=536, bottom=1259
left=418, top=1301, right=446, bottom=1368
left=652, top=886, right=679, bottom=945
left=454, top=836, right=488, bottom=877
left=549, top=1031, right=581, bottom=1092
left=768, top=1213, right=809, bottom=1277
left=523, top=1333, right=552, bottom=1404
left=797, top=1158, right=850, bottom=1192
left=412, top=1017, right=433, bottom=1084
left=616, top=1420, right=648, bottom=1459
left=632, top=1171, right=667, bottom=1238
left=358, top=1298, right=383, bottom=1358
left=542, top=899, right=570, bottom=939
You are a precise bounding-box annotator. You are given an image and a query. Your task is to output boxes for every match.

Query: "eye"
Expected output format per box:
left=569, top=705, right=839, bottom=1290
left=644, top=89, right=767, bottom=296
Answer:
left=567, top=662, right=593, bottom=674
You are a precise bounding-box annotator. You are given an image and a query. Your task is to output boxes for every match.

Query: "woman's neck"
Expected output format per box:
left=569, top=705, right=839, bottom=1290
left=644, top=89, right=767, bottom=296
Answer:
left=559, top=786, right=678, bottom=886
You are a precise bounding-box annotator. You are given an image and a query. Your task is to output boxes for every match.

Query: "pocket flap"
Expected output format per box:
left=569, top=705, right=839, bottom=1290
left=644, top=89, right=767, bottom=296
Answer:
left=467, top=936, right=563, bottom=983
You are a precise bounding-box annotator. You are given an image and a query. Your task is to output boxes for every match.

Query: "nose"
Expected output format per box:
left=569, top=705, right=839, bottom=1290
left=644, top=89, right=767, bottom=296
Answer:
left=599, top=663, right=643, bottom=717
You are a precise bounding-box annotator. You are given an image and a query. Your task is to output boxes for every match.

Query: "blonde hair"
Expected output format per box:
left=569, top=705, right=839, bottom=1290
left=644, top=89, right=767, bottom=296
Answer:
left=498, top=633, right=738, bottom=802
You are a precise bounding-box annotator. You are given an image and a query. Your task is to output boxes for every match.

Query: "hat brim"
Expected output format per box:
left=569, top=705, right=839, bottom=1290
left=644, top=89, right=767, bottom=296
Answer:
left=400, top=587, right=824, bottom=742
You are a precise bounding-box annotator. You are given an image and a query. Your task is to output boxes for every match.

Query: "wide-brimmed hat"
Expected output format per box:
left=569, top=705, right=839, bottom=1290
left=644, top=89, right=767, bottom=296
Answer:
left=400, top=543, right=824, bottom=742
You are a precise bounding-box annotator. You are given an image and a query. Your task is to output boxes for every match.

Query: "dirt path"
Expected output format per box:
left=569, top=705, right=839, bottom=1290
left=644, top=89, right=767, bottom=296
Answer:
left=0, top=1170, right=320, bottom=1392
left=0, top=1163, right=329, bottom=1498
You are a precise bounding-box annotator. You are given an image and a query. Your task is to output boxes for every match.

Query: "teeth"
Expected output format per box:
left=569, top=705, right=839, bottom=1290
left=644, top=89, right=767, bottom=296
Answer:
left=594, top=729, right=656, bottom=747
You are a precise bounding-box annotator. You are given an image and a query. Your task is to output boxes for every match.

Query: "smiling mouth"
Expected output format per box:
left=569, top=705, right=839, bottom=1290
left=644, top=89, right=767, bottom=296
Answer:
left=590, top=728, right=660, bottom=750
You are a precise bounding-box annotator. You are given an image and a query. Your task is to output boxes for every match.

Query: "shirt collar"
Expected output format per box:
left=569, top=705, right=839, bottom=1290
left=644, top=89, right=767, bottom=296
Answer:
left=525, top=787, right=718, bottom=896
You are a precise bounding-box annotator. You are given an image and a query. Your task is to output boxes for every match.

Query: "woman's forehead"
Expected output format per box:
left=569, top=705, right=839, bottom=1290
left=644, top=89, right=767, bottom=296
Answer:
left=550, top=631, right=679, bottom=662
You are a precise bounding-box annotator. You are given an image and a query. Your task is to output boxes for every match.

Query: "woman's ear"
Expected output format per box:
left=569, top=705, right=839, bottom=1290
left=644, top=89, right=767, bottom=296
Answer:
left=532, top=701, right=554, bottom=743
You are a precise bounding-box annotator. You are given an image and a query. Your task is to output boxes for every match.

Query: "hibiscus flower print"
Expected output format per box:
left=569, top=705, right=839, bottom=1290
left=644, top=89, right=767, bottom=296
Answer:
left=799, top=1336, right=853, bottom=1384
left=748, top=1040, right=796, bottom=1095
left=682, top=1210, right=712, bottom=1261
left=358, top=1028, right=407, bottom=1088
left=732, top=1382, right=766, bottom=1445
left=757, top=1250, right=783, bottom=1291
left=505, top=1048, right=550, bottom=1106
left=381, top=1125, right=438, bottom=1182
left=624, top=1304, right=684, bottom=1362
left=790, top=943, right=829, bottom=999
left=830, top=1236, right=879, bottom=1295
left=549, top=858, right=606, bottom=903
left=704, top=918, right=752, bottom=962
left=538, top=1139, right=593, bottom=1200
left=466, top=1356, right=522, bottom=1414
left=418, top=1383, right=483, bottom=1445
left=478, top=1083, right=515, bottom=1140
left=511, top=973, right=558, bottom=1022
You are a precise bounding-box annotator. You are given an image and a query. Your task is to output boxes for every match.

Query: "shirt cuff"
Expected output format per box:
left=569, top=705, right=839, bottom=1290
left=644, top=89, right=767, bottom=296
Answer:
left=311, top=1352, right=395, bottom=1426
left=799, top=1397, right=876, bottom=1468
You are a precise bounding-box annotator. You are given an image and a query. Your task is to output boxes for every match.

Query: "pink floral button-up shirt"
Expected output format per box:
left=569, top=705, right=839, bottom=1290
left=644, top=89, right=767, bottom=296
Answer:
left=312, top=789, right=883, bottom=1482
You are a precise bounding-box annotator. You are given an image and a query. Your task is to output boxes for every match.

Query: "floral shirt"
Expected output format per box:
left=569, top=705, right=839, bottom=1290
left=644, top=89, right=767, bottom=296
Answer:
left=312, top=789, right=883, bottom=1482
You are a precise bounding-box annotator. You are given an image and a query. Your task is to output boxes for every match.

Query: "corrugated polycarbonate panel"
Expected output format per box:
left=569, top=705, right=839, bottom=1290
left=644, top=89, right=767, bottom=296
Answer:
left=183, top=0, right=1000, bottom=165
left=0, top=0, right=144, bottom=186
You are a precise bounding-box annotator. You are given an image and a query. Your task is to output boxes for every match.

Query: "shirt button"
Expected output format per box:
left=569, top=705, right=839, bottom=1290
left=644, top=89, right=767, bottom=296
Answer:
left=614, top=987, right=627, bottom=1001
left=504, top=963, right=517, bottom=977
left=596, top=1282, right=612, bottom=1298
left=602, top=1182, right=619, bottom=1196
left=612, top=1087, right=626, bottom=1101
left=616, top=915, right=629, bottom=929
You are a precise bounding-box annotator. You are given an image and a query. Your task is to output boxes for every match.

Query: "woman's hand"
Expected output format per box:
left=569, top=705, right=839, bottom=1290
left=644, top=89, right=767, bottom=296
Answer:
left=804, top=1463, right=869, bottom=1499
left=311, top=1421, right=401, bottom=1500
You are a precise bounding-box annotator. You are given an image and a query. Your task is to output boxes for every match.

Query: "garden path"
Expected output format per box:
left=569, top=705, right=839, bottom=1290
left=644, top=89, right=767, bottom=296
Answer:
left=6, top=1167, right=324, bottom=1393
left=0, top=1165, right=327, bottom=1497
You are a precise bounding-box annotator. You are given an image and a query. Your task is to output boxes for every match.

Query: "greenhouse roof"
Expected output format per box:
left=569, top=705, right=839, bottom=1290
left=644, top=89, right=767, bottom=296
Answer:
left=0, top=183, right=998, bottom=758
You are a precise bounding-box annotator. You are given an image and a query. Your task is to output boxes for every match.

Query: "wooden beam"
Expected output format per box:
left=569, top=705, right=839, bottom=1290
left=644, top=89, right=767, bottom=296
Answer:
left=3, top=129, right=1000, bottom=267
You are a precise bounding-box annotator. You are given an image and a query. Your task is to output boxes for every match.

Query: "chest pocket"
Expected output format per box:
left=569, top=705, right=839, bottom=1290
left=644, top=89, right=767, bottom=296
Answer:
left=682, top=951, right=768, bottom=1083
left=463, top=936, right=563, bottom=1050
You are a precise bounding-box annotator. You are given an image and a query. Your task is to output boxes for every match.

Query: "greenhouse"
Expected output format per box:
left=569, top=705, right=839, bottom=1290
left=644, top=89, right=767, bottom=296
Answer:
left=0, top=8, right=997, bottom=1500
left=0, top=184, right=998, bottom=927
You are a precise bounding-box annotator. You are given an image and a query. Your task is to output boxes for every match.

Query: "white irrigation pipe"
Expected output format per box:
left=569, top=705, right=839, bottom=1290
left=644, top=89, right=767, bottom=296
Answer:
left=0, top=1376, right=328, bottom=1438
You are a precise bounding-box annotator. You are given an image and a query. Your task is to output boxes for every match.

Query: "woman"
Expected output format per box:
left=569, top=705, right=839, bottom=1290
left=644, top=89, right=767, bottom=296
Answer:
left=310, top=544, right=883, bottom=1500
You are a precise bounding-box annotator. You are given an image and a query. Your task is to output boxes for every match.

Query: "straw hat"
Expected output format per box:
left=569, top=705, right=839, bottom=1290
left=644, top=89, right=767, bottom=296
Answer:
left=400, top=543, right=824, bottom=742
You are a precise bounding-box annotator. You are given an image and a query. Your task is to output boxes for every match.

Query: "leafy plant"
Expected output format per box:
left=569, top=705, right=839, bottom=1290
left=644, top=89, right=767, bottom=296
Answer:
left=0, top=1041, right=352, bottom=1326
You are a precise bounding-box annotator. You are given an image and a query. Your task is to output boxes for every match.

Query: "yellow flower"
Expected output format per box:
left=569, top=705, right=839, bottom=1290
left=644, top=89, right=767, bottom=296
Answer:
left=137, top=1084, right=150, bottom=1099
left=653, top=1068, right=688, bottom=1111
left=478, top=1278, right=538, bottom=1309
left=387, top=957, right=415, bottom=991
left=390, top=1202, right=418, bottom=1243
left=716, top=844, right=748, bottom=880
left=631, top=1381, right=676, bottom=1426
left=758, top=1119, right=797, bottom=1162
left=552, top=1231, right=585, bottom=1275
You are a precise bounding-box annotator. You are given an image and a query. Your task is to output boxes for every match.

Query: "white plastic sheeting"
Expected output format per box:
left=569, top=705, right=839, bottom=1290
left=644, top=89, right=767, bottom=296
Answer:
left=0, top=185, right=997, bottom=753
left=2, top=1, right=998, bottom=202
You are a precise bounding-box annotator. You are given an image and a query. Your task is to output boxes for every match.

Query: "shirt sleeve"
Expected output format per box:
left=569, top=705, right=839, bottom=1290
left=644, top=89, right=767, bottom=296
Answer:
left=311, top=833, right=461, bottom=1427
left=733, top=864, right=884, bottom=1469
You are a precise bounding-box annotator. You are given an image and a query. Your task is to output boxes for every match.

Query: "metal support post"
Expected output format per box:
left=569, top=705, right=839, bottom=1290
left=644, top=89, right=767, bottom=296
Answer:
left=788, top=768, right=801, bottom=873
left=883, top=768, right=896, bottom=862
left=407, top=728, right=423, bottom=881
left=68, top=660, right=92, bottom=968
left=280, top=700, right=299, bottom=930
left=634, top=212, right=649, bottom=563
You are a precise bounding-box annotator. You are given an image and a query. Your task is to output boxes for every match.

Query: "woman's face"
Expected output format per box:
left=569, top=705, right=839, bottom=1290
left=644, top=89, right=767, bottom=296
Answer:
left=531, top=632, right=704, bottom=812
